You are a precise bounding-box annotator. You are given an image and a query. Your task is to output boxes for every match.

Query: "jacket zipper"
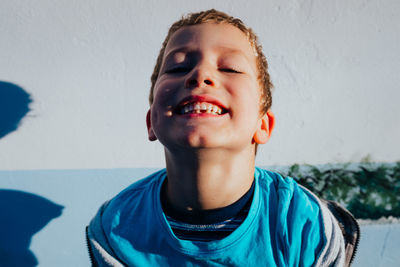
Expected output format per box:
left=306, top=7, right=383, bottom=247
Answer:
left=347, top=213, right=361, bottom=266
left=86, top=226, right=97, bottom=267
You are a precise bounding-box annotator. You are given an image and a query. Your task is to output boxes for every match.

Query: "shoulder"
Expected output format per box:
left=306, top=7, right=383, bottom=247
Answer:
left=255, top=167, right=320, bottom=213
left=88, top=168, right=166, bottom=236
left=255, top=167, right=355, bottom=266
left=105, top=169, right=165, bottom=210
left=89, top=168, right=166, bottom=223
left=256, top=168, right=325, bottom=246
left=86, top=169, right=167, bottom=266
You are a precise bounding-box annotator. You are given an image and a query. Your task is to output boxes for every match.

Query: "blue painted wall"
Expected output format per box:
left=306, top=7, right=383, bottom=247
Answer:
left=0, top=168, right=158, bottom=266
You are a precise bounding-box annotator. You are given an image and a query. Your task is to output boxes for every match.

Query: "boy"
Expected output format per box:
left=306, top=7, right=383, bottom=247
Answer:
left=87, top=9, right=359, bottom=266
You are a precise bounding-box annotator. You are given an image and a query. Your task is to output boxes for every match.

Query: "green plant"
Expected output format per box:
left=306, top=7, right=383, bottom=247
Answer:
left=283, top=162, right=400, bottom=219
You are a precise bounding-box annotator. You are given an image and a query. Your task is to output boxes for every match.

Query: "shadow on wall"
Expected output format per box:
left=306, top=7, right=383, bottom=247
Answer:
left=0, top=81, right=33, bottom=139
left=0, top=189, right=64, bottom=266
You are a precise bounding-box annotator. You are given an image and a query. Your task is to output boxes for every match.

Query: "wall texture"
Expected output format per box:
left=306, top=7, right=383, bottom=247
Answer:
left=1, top=0, right=399, bottom=170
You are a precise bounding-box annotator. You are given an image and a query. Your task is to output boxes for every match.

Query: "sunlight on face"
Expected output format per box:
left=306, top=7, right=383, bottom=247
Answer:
left=148, top=23, right=264, bottom=153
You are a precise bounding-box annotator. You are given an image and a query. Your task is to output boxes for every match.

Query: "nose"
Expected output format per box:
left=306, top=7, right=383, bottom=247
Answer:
left=185, top=63, right=216, bottom=89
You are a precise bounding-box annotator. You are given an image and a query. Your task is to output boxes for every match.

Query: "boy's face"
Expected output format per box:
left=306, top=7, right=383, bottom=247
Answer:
left=147, top=23, right=273, bottom=153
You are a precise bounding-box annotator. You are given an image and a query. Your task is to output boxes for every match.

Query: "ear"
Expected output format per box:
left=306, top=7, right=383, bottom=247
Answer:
left=253, top=110, right=275, bottom=144
left=146, top=109, right=157, bottom=141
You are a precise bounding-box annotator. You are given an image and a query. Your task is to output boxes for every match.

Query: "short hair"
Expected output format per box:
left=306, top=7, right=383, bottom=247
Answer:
left=149, top=9, right=273, bottom=114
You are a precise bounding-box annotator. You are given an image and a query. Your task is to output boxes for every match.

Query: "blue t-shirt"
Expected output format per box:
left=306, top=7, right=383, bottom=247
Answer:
left=97, top=167, right=325, bottom=266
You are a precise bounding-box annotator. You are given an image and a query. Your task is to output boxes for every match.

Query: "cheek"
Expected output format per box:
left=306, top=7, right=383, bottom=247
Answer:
left=232, top=85, right=262, bottom=126
left=153, top=79, right=180, bottom=103
left=233, top=83, right=261, bottom=108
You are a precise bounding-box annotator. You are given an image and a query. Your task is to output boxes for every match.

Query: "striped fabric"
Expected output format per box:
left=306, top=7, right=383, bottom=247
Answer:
left=166, top=203, right=251, bottom=241
left=164, top=181, right=254, bottom=241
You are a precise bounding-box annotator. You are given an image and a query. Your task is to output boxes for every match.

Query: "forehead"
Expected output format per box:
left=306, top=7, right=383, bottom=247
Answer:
left=163, top=23, right=256, bottom=64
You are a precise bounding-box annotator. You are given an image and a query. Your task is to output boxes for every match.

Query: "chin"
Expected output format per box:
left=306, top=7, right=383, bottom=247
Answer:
left=185, top=130, right=231, bottom=147
left=162, top=133, right=223, bottom=151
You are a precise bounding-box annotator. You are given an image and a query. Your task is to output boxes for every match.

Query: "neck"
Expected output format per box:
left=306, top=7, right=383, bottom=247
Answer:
left=163, top=147, right=255, bottom=212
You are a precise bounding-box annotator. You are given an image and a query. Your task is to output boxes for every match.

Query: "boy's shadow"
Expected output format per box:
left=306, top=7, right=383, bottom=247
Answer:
left=0, top=81, right=33, bottom=139
left=0, top=189, right=64, bottom=266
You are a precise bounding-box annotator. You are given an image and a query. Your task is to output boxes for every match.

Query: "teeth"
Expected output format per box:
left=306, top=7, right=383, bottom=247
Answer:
left=180, top=102, right=223, bottom=115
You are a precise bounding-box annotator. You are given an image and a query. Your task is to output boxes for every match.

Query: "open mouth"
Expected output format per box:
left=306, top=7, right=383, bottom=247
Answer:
left=176, top=101, right=228, bottom=115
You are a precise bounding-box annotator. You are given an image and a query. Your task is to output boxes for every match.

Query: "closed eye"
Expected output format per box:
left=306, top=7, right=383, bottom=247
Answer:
left=165, top=67, right=191, bottom=74
left=219, top=68, right=242, bottom=73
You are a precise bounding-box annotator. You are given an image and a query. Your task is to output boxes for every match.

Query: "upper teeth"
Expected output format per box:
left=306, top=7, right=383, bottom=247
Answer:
left=181, top=102, right=222, bottom=115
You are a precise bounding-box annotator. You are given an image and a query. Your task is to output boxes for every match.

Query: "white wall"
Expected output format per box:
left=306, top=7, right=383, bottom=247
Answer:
left=1, top=0, right=399, bottom=170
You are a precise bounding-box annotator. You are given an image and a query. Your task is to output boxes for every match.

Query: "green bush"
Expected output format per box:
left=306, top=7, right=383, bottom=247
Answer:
left=283, top=162, right=400, bottom=219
